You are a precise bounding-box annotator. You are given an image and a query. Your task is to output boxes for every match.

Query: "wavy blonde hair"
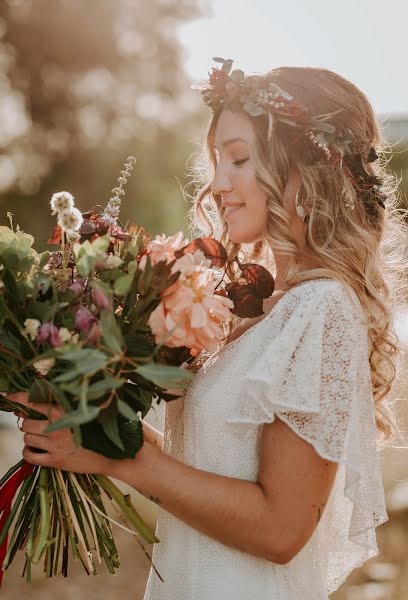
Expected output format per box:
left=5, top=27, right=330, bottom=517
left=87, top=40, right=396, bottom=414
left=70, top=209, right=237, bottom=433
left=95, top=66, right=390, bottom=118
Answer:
left=189, top=66, right=408, bottom=443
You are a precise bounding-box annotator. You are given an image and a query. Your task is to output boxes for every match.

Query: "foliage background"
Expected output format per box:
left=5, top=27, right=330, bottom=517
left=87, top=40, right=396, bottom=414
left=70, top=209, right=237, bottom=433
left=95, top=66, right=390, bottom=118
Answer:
left=0, top=0, right=209, bottom=247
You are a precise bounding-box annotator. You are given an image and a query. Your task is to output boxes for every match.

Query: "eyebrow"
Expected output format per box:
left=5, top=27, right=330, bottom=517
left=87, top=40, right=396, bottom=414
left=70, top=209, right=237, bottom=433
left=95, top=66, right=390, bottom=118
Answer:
left=215, top=136, right=249, bottom=150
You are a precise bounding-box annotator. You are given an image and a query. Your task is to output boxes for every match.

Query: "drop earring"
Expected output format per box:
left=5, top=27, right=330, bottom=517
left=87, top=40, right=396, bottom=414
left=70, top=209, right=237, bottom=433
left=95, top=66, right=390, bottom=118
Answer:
left=295, top=187, right=310, bottom=224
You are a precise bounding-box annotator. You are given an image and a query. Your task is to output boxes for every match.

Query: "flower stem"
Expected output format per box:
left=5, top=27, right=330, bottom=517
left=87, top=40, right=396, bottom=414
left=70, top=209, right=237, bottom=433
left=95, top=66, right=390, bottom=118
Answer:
left=93, top=475, right=159, bottom=544
left=31, top=467, right=51, bottom=563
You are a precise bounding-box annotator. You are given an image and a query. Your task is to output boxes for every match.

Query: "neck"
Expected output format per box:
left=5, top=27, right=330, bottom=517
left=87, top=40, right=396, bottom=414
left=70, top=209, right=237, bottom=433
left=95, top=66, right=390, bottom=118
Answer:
left=272, top=253, right=324, bottom=292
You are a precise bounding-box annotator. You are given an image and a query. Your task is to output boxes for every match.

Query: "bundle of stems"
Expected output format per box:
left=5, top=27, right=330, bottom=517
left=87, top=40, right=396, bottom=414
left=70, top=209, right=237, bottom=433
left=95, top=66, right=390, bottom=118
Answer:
left=0, top=460, right=162, bottom=583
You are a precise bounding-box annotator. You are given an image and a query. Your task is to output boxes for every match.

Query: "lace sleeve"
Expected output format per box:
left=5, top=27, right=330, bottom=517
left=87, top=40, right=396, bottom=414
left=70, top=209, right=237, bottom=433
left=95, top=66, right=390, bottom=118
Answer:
left=226, top=283, right=388, bottom=591
left=227, top=285, right=369, bottom=460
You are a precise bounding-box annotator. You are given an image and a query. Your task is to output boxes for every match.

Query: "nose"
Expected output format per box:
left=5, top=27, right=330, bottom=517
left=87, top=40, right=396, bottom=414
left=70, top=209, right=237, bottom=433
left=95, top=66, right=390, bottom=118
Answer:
left=211, top=163, right=233, bottom=197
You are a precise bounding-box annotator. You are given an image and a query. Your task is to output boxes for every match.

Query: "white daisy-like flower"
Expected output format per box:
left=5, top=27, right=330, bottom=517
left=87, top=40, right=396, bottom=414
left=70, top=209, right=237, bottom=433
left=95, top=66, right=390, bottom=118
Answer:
left=57, top=207, right=84, bottom=232
left=24, top=318, right=41, bottom=340
left=50, top=191, right=75, bottom=216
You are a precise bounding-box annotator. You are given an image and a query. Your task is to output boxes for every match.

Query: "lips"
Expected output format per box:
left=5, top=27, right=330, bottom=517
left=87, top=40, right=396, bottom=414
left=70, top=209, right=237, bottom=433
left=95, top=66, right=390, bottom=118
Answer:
left=223, top=203, right=245, bottom=218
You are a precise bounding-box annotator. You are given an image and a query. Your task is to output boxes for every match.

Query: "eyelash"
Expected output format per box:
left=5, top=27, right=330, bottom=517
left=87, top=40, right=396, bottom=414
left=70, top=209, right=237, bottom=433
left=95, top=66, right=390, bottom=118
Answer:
left=233, top=158, right=249, bottom=167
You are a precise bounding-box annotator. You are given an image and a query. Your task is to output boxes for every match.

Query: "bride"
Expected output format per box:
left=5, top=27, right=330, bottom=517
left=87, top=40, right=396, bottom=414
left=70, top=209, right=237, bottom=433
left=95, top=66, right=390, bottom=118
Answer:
left=14, top=60, right=408, bottom=599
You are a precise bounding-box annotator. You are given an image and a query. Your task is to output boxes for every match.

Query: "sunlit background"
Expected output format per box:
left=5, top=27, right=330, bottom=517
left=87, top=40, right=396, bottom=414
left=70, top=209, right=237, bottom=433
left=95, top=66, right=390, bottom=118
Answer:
left=0, top=1, right=407, bottom=599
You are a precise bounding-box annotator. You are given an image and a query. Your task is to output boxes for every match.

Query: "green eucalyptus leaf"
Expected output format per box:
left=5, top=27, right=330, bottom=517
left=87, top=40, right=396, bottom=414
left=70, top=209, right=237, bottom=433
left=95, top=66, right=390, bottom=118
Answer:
left=0, top=226, right=16, bottom=251
left=117, top=399, right=140, bottom=421
left=0, top=331, right=23, bottom=355
left=136, top=362, right=193, bottom=389
left=76, top=253, right=96, bottom=277
left=100, top=310, right=123, bottom=354
left=29, top=378, right=59, bottom=405
left=114, top=273, right=133, bottom=296
left=124, top=332, right=154, bottom=358
left=38, top=251, right=51, bottom=269
left=120, top=382, right=153, bottom=418
left=127, top=260, right=138, bottom=275
left=28, top=301, right=54, bottom=323
left=101, top=416, right=125, bottom=452
left=87, top=376, right=124, bottom=400
left=45, top=405, right=101, bottom=432
left=53, top=348, right=107, bottom=382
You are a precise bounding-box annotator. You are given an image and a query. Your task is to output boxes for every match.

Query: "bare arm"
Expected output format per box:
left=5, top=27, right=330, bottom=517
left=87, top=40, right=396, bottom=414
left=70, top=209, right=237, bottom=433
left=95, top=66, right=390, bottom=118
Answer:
left=13, top=390, right=337, bottom=564
left=141, top=419, right=164, bottom=450
left=112, top=416, right=338, bottom=564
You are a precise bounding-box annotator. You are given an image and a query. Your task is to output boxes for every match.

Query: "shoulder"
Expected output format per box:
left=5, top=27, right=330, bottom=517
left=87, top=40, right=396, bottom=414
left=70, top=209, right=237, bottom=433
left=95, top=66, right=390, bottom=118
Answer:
left=287, top=278, right=366, bottom=327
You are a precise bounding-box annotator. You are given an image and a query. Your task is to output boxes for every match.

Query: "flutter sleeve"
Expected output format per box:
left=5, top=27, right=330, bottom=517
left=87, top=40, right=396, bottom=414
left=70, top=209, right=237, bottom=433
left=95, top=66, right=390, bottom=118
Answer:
left=226, top=282, right=388, bottom=593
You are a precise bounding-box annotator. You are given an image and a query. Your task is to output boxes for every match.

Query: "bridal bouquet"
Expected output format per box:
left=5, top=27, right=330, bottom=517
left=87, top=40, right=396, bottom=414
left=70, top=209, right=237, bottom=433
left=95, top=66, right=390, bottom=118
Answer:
left=0, top=157, right=274, bottom=585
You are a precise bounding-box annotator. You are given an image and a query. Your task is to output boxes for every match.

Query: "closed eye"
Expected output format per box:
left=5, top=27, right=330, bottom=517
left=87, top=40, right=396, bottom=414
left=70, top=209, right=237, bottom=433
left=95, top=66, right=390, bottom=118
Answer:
left=233, top=158, right=249, bottom=166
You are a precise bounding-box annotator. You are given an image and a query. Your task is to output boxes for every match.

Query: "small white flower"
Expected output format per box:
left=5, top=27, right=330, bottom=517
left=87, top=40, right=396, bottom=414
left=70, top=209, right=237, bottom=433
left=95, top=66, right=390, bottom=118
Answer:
left=65, top=230, right=81, bottom=243
left=57, top=207, right=84, bottom=232
left=58, top=327, right=72, bottom=343
left=70, top=333, right=80, bottom=343
left=50, top=191, right=74, bottom=216
left=106, top=254, right=123, bottom=268
left=33, top=357, right=55, bottom=376
left=24, top=318, right=41, bottom=340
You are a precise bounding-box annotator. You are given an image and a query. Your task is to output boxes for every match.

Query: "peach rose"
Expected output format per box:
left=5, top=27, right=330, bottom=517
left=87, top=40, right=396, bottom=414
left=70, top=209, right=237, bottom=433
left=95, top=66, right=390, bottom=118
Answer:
left=148, top=250, right=233, bottom=354
left=139, top=231, right=187, bottom=270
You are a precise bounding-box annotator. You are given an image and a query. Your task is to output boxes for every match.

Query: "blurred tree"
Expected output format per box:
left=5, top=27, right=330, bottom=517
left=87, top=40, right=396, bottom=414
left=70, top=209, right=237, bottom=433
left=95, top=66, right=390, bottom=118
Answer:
left=0, top=0, right=208, bottom=247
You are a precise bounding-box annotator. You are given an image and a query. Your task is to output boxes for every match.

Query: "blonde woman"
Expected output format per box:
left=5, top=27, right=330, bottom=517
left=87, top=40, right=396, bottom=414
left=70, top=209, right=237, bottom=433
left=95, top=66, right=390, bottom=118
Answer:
left=15, top=61, right=408, bottom=599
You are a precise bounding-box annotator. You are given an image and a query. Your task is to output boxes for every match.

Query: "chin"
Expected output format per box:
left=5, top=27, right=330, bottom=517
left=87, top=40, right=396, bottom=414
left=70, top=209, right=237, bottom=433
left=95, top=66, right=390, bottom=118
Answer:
left=227, top=225, right=264, bottom=245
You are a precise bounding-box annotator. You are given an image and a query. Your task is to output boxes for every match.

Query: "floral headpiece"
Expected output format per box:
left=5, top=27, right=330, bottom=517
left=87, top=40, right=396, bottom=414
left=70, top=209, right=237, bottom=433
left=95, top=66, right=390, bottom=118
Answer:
left=193, top=57, right=386, bottom=211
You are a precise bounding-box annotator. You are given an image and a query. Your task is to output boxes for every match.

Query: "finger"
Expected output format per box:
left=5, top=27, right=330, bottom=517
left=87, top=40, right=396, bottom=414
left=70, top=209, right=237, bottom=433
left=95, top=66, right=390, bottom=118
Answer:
left=20, top=418, right=49, bottom=436
left=12, top=396, right=64, bottom=420
left=22, top=446, right=53, bottom=467
left=23, top=433, right=51, bottom=452
left=6, top=392, right=29, bottom=403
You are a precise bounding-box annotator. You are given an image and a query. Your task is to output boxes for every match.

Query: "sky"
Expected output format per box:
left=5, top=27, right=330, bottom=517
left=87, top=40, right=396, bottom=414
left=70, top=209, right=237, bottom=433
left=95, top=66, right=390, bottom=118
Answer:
left=178, top=0, right=408, bottom=117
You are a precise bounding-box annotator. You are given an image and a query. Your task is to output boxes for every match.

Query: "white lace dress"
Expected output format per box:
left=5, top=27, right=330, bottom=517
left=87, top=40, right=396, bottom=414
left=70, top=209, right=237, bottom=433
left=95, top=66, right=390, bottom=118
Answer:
left=143, top=278, right=388, bottom=600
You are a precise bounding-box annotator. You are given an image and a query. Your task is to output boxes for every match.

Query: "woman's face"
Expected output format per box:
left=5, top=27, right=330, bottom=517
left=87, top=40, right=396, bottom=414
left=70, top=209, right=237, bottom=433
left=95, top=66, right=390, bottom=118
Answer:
left=212, top=110, right=269, bottom=244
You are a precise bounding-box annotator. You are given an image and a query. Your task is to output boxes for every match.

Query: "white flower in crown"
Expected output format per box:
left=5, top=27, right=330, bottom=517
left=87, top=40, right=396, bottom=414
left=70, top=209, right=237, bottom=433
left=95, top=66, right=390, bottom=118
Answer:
left=50, top=191, right=75, bottom=215
left=57, top=207, right=83, bottom=232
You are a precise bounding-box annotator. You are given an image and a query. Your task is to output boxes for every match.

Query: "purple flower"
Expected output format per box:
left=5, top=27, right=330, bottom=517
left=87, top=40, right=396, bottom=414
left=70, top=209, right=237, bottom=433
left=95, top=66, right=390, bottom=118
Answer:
left=75, top=307, right=97, bottom=334
left=91, top=288, right=111, bottom=311
left=36, top=323, right=62, bottom=347
left=68, top=279, right=85, bottom=296
left=86, top=323, right=102, bottom=345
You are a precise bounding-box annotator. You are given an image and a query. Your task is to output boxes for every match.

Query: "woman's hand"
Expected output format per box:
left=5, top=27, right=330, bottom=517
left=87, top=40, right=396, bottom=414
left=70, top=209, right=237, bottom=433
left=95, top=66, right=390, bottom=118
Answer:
left=8, top=392, right=158, bottom=477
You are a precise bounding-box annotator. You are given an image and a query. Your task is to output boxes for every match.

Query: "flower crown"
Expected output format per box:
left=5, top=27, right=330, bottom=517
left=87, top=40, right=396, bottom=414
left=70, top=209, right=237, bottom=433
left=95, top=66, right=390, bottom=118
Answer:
left=193, top=57, right=386, bottom=211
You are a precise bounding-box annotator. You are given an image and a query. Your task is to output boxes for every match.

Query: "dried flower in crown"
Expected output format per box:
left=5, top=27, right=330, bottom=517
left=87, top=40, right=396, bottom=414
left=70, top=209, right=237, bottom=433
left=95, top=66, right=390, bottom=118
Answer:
left=193, top=57, right=386, bottom=211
